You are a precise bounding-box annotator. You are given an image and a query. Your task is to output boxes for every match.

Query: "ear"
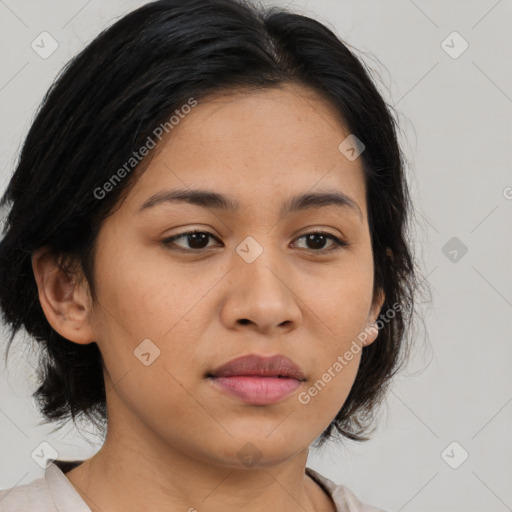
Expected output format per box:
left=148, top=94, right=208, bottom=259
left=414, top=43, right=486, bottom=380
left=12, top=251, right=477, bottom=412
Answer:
left=362, top=287, right=386, bottom=347
left=31, top=246, right=96, bottom=345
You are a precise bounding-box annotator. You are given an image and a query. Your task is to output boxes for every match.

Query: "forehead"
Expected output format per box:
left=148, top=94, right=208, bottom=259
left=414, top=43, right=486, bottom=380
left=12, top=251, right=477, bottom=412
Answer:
left=122, top=83, right=367, bottom=220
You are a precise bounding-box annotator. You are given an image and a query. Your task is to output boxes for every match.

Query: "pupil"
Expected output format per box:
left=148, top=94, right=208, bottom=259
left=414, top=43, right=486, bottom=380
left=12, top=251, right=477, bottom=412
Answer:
left=307, top=234, right=326, bottom=250
left=189, top=233, right=208, bottom=249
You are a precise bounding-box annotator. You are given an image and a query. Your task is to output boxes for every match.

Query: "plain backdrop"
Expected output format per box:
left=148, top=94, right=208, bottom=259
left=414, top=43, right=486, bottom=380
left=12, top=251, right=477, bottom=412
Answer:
left=0, top=1, right=511, bottom=511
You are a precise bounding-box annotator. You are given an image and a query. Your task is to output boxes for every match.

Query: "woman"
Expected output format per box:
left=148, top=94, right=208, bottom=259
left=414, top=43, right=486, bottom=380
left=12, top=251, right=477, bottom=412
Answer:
left=0, top=0, right=421, bottom=510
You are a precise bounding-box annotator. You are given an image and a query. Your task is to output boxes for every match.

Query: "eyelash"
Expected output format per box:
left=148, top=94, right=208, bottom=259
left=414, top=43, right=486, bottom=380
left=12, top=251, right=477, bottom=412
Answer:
left=161, top=229, right=348, bottom=255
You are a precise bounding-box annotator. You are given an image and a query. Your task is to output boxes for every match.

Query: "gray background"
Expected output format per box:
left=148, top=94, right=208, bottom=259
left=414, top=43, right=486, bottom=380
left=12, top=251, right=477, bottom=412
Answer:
left=1, top=1, right=511, bottom=511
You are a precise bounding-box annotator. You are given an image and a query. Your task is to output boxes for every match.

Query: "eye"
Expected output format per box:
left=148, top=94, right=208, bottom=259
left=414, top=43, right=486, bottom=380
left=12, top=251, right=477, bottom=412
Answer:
left=161, top=230, right=347, bottom=253
left=162, top=229, right=220, bottom=251
left=292, top=231, right=348, bottom=253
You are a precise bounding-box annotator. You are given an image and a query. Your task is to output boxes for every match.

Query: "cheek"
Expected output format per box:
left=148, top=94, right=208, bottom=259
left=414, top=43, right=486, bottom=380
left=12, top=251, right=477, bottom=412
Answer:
left=92, top=233, right=216, bottom=340
left=297, top=305, right=364, bottom=425
left=90, top=237, right=220, bottom=405
left=299, top=253, right=375, bottom=337
left=294, top=254, right=373, bottom=413
left=298, top=353, right=361, bottom=425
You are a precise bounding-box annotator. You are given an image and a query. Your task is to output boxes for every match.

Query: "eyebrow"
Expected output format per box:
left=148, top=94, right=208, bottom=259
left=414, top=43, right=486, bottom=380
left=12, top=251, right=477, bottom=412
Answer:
left=138, top=188, right=363, bottom=220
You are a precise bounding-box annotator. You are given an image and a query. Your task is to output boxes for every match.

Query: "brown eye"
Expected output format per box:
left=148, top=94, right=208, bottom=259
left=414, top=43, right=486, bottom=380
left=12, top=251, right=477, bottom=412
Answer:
left=162, top=230, right=220, bottom=251
left=292, top=232, right=347, bottom=253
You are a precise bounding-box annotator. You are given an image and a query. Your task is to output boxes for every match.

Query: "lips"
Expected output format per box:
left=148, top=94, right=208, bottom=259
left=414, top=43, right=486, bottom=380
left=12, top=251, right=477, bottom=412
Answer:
left=206, top=354, right=306, bottom=405
left=208, top=353, right=306, bottom=381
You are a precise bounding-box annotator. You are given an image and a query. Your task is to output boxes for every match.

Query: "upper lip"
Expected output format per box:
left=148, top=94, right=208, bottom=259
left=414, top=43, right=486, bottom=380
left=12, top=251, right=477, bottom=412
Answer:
left=208, top=354, right=306, bottom=381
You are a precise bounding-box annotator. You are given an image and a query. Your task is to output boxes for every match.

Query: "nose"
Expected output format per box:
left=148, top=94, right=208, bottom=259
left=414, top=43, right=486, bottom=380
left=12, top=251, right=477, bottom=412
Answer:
left=219, top=242, right=302, bottom=336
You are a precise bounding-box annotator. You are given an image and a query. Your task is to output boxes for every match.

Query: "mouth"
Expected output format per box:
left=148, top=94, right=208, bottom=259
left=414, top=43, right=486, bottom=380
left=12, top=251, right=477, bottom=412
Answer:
left=207, top=375, right=304, bottom=405
left=206, top=353, right=306, bottom=405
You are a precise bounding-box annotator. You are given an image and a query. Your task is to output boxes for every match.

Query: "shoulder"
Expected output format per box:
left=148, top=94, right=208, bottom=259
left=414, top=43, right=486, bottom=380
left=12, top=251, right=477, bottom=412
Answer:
left=0, top=474, right=55, bottom=511
left=305, top=467, right=390, bottom=512
left=0, top=462, right=90, bottom=512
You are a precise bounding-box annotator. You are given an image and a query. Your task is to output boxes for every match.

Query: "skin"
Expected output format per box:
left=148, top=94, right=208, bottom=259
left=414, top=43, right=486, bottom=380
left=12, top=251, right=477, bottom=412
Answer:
left=32, top=82, right=385, bottom=512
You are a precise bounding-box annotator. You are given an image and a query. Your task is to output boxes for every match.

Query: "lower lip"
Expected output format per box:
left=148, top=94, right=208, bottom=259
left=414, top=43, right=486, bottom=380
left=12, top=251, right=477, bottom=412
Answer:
left=209, top=376, right=302, bottom=405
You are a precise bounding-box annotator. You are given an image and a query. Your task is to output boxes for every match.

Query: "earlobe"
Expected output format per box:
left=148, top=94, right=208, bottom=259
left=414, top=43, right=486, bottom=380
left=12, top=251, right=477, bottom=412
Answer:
left=363, top=288, right=386, bottom=347
left=31, top=246, right=96, bottom=345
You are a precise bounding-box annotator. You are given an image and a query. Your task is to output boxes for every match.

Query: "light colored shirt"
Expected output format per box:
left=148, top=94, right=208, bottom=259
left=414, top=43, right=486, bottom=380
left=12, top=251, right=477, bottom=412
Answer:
left=0, top=462, right=387, bottom=511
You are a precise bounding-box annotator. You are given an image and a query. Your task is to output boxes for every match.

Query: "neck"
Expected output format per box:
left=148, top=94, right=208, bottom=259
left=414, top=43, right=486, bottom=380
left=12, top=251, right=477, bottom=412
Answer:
left=64, top=391, right=335, bottom=512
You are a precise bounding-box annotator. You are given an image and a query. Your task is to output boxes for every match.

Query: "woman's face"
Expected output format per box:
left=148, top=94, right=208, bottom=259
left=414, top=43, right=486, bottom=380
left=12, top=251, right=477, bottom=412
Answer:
left=87, top=83, right=384, bottom=468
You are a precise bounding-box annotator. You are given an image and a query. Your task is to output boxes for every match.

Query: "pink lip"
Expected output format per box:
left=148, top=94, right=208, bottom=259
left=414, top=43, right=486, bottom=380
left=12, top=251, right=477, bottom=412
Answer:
left=209, top=376, right=302, bottom=405
left=207, top=353, right=305, bottom=405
